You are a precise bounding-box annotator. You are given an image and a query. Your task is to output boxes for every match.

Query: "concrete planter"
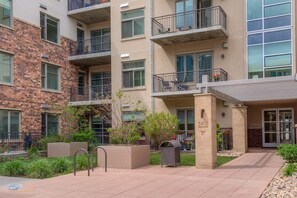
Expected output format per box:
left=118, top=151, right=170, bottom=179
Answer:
left=98, top=145, right=150, bottom=169
left=47, top=142, right=88, bottom=158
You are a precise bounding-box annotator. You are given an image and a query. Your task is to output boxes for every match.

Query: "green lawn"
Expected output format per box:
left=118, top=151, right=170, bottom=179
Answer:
left=150, top=152, right=235, bottom=167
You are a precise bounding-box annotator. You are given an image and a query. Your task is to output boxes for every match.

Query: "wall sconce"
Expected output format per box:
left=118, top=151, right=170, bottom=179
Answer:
left=221, top=54, right=225, bottom=59
left=201, top=109, right=205, bottom=118
left=222, top=42, right=228, bottom=49
left=221, top=112, right=225, bottom=117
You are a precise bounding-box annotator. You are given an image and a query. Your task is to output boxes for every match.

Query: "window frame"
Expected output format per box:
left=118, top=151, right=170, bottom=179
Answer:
left=0, top=0, right=13, bottom=28
left=41, top=63, right=61, bottom=92
left=246, top=0, right=293, bottom=79
left=0, top=109, right=21, bottom=140
left=121, top=8, right=145, bottom=39
left=0, top=51, right=13, bottom=85
left=40, top=12, right=60, bottom=44
left=122, top=60, right=145, bottom=88
left=41, top=113, right=60, bottom=137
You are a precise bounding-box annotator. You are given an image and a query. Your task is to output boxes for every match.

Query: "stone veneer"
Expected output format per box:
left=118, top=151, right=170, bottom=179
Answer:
left=0, top=19, right=80, bottom=134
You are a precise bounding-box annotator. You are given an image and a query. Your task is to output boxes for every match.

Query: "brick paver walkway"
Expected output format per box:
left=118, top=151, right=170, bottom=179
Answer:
left=0, top=149, right=284, bottom=198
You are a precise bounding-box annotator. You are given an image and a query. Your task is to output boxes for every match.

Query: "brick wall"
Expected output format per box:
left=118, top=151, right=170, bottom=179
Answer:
left=0, top=19, right=79, bottom=134
left=248, top=128, right=262, bottom=148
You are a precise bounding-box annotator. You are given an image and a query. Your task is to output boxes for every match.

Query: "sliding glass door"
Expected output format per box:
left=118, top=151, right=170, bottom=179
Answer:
left=176, top=0, right=194, bottom=29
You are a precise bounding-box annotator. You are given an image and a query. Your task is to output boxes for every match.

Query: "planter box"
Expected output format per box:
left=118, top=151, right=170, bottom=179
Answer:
left=47, top=142, right=88, bottom=158
left=98, top=145, right=150, bottom=169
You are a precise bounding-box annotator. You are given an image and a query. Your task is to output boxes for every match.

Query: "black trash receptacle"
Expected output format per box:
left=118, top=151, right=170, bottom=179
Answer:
left=159, top=140, right=181, bottom=167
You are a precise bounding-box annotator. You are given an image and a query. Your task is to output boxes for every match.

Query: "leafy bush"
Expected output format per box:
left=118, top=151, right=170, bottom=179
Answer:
left=217, top=124, right=223, bottom=151
left=283, top=163, right=297, bottom=177
left=39, top=135, right=70, bottom=150
left=0, top=156, right=10, bottom=163
left=52, top=158, right=72, bottom=174
left=143, top=112, right=179, bottom=149
left=71, top=128, right=96, bottom=145
left=277, top=144, right=297, bottom=163
left=76, top=155, right=89, bottom=170
left=2, top=161, right=26, bottom=176
left=28, top=159, right=53, bottom=179
left=109, top=122, right=141, bottom=145
left=27, top=147, right=41, bottom=159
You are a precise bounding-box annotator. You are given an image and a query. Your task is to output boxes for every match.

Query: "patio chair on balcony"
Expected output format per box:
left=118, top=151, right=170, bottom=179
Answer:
left=176, top=75, right=188, bottom=91
left=158, top=27, right=170, bottom=34
left=162, top=80, right=172, bottom=92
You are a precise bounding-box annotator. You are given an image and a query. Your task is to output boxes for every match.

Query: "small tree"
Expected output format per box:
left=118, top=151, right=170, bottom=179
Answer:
left=97, top=90, right=146, bottom=144
left=143, top=112, right=179, bottom=149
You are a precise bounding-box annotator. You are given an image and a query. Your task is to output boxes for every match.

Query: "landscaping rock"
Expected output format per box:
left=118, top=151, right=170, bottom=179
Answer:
left=261, top=164, right=297, bottom=198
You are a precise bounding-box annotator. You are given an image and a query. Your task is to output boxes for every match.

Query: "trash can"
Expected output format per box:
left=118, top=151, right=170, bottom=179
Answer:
left=159, top=140, right=181, bottom=167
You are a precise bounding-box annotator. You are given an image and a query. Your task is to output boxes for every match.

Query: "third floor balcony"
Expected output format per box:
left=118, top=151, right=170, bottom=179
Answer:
left=68, top=0, right=111, bottom=24
left=151, top=6, right=228, bottom=46
left=69, top=35, right=111, bottom=66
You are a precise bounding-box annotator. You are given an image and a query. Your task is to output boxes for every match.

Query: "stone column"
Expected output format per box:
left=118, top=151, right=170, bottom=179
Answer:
left=194, top=93, right=217, bottom=169
left=232, top=106, right=248, bottom=153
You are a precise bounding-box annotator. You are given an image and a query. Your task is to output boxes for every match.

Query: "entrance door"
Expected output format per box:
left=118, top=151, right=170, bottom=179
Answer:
left=198, top=52, right=213, bottom=83
left=77, top=28, right=84, bottom=54
left=91, top=115, right=110, bottom=144
left=263, top=108, right=294, bottom=147
left=197, top=0, right=212, bottom=28
left=176, top=0, right=194, bottom=29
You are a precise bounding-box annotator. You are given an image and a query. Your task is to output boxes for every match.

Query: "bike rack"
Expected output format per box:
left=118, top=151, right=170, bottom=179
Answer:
left=92, top=146, right=107, bottom=172
left=74, top=148, right=90, bottom=176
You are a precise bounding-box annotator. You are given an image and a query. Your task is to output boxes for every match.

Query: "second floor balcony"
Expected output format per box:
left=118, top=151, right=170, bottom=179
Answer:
left=68, top=0, right=111, bottom=24
left=69, top=85, right=111, bottom=105
left=151, top=6, right=228, bottom=46
left=69, top=35, right=111, bottom=66
left=153, top=68, right=228, bottom=95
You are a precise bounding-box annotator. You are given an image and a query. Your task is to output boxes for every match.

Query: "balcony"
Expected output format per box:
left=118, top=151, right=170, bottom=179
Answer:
left=151, top=6, right=228, bottom=46
left=69, top=35, right=111, bottom=66
left=153, top=68, right=228, bottom=95
left=68, top=0, right=110, bottom=24
left=69, top=85, right=111, bottom=106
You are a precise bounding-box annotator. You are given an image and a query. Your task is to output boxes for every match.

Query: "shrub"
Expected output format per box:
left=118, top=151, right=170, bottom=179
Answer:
left=71, top=128, right=96, bottom=145
left=277, top=144, right=297, bottom=163
left=76, top=155, right=89, bottom=170
left=52, top=158, right=72, bottom=174
left=28, top=159, right=53, bottom=179
left=39, top=135, right=70, bottom=150
left=2, top=161, right=26, bottom=176
left=0, top=156, right=10, bottom=163
left=283, top=163, right=297, bottom=177
left=143, top=112, right=179, bottom=149
left=109, top=122, right=142, bottom=145
left=27, top=147, right=41, bottom=159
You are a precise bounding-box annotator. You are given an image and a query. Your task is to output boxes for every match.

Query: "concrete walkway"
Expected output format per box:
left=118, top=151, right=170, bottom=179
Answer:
left=0, top=150, right=284, bottom=198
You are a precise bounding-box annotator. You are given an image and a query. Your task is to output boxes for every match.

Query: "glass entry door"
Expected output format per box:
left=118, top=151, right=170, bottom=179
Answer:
left=198, top=52, right=213, bottom=83
left=263, top=108, right=294, bottom=147
left=176, top=0, right=194, bottom=29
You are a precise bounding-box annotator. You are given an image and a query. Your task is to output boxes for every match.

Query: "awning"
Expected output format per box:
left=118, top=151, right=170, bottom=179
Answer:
left=201, top=75, right=297, bottom=104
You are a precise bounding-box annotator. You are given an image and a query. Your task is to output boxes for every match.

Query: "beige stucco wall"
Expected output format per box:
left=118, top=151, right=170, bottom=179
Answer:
left=110, top=0, right=152, bottom=113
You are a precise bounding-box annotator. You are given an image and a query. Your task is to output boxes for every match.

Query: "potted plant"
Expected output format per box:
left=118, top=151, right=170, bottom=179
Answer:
left=212, top=73, right=221, bottom=81
left=184, top=138, right=192, bottom=150
left=96, top=91, right=150, bottom=169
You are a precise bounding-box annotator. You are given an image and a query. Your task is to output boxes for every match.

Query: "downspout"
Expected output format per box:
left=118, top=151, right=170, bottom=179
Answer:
left=150, top=0, right=155, bottom=114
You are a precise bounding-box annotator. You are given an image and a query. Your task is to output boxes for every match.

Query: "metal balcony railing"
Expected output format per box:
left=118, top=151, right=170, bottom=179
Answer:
left=68, top=0, right=110, bottom=11
left=152, top=6, right=226, bottom=36
left=153, top=68, right=228, bottom=93
left=70, top=85, right=112, bottom=102
left=69, top=35, right=111, bottom=56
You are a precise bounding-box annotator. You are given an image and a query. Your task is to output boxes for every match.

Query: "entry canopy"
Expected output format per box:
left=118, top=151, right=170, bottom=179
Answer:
left=204, top=75, right=297, bottom=104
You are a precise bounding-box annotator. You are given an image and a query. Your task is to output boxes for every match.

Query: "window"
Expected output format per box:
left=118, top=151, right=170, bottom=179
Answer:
left=177, top=109, right=194, bottom=143
left=0, top=52, right=12, bottom=84
left=40, top=13, right=59, bottom=43
left=0, top=110, right=20, bottom=139
left=78, top=72, right=85, bottom=96
left=122, top=60, right=145, bottom=88
left=0, top=0, right=11, bottom=27
left=90, top=28, right=111, bottom=52
left=122, top=111, right=145, bottom=122
left=177, top=55, right=194, bottom=82
left=41, top=113, right=59, bottom=137
left=121, top=9, right=144, bottom=39
left=91, top=72, right=111, bottom=100
left=41, top=63, right=60, bottom=91
left=246, top=0, right=292, bottom=79
left=91, top=115, right=111, bottom=144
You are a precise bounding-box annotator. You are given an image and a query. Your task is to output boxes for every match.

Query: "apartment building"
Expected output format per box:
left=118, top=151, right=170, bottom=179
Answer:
left=0, top=0, right=297, bottom=158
